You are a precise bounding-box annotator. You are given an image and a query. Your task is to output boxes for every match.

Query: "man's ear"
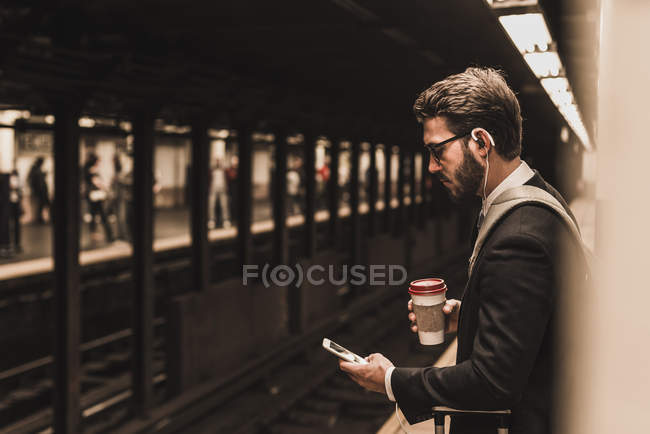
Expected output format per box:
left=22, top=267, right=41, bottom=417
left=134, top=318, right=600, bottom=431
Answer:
left=472, top=128, right=493, bottom=159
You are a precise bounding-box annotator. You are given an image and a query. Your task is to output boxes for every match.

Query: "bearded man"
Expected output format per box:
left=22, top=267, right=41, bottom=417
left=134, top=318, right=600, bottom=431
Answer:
left=340, top=67, right=586, bottom=434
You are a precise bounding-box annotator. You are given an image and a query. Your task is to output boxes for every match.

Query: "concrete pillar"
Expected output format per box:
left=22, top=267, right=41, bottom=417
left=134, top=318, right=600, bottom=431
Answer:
left=190, top=118, right=210, bottom=291
left=0, top=111, right=20, bottom=255
left=131, top=111, right=155, bottom=417
left=52, top=104, right=81, bottom=434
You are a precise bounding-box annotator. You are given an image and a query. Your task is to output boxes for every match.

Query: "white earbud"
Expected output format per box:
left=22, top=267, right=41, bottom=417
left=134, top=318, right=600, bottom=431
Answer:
left=471, top=128, right=496, bottom=216
left=483, top=155, right=490, bottom=216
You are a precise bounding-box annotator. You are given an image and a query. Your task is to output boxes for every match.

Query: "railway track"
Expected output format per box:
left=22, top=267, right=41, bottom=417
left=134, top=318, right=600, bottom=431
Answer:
left=112, top=257, right=467, bottom=434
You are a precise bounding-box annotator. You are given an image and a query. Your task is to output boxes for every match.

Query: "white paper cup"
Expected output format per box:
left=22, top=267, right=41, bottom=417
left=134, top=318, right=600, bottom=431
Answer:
left=409, top=278, right=447, bottom=345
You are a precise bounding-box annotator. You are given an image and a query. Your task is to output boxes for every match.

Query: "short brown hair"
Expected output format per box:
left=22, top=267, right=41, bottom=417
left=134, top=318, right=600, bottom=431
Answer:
left=413, top=67, right=522, bottom=160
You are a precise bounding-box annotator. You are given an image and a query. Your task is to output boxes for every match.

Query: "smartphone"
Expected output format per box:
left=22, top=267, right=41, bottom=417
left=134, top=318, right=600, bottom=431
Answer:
left=322, top=338, right=368, bottom=364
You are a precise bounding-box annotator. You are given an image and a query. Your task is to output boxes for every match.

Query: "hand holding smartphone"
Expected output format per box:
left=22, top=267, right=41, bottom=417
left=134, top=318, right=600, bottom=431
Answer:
left=322, top=338, right=368, bottom=364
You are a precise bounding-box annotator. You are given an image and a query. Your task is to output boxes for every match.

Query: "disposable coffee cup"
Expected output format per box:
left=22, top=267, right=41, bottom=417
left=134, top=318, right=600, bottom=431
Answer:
left=409, top=278, right=447, bottom=345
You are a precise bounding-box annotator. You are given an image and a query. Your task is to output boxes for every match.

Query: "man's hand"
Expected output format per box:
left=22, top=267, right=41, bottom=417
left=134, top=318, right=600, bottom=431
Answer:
left=408, top=298, right=461, bottom=334
left=339, top=353, right=394, bottom=394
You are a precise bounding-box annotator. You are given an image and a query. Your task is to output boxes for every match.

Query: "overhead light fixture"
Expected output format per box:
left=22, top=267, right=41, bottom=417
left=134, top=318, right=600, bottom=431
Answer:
left=162, top=125, right=191, bottom=135
left=540, top=78, right=590, bottom=147
left=524, top=51, right=562, bottom=78
left=494, top=6, right=592, bottom=150
left=541, top=77, right=577, bottom=114
left=78, top=117, right=96, bottom=128
left=287, top=134, right=304, bottom=145
left=499, top=13, right=552, bottom=53
left=208, top=128, right=230, bottom=139
left=252, top=132, right=274, bottom=142
left=540, top=77, right=569, bottom=96
left=560, top=105, right=590, bottom=147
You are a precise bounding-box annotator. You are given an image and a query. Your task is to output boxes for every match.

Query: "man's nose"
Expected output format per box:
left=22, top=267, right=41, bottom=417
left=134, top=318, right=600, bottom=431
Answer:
left=428, top=155, right=442, bottom=173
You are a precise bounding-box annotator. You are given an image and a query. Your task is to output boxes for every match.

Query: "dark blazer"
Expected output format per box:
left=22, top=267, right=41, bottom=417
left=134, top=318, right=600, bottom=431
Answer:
left=391, top=171, right=585, bottom=434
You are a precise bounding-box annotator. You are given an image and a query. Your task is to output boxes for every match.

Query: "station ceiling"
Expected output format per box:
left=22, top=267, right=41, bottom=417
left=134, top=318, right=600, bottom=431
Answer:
left=0, top=0, right=597, bottom=147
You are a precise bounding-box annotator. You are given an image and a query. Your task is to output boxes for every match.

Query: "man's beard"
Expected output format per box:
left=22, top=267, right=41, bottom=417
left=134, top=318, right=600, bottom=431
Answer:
left=441, top=145, right=484, bottom=203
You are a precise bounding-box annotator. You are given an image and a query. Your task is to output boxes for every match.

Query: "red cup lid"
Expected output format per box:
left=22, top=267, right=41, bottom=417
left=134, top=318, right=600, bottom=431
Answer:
left=409, top=278, right=446, bottom=295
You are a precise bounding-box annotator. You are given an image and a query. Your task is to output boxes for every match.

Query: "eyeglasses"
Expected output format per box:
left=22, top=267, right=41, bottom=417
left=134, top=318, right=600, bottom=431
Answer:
left=424, top=132, right=470, bottom=165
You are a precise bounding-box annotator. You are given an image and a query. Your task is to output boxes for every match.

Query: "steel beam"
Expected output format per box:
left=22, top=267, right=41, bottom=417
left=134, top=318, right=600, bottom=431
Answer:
left=52, top=104, right=81, bottom=434
left=272, top=132, right=288, bottom=266
left=304, top=133, right=317, bottom=258
left=0, top=174, right=9, bottom=254
left=384, top=146, right=392, bottom=233
left=132, top=111, right=155, bottom=417
left=328, top=139, right=340, bottom=245
left=237, top=126, right=253, bottom=266
left=350, top=141, right=361, bottom=265
left=190, top=119, right=210, bottom=291
left=409, top=150, right=417, bottom=225
left=394, top=149, right=404, bottom=237
left=368, top=143, right=377, bottom=237
left=420, top=151, right=429, bottom=229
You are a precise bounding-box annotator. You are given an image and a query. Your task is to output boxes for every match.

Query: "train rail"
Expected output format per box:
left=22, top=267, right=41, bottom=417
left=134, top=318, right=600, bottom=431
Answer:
left=112, top=256, right=467, bottom=434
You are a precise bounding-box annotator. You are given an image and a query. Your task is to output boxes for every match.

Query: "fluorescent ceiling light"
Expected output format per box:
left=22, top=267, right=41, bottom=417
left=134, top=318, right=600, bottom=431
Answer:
left=524, top=51, right=562, bottom=77
left=162, top=124, right=191, bottom=134
left=208, top=128, right=230, bottom=139
left=541, top=78, right=591, bottom=149
left=551, top=91, right=574, bottom=108
left=541, top=77, right=569, bottom=96
left=541, top=77, right=574, bottom=111
left=78, top=117, right=96, bottom=128
left=499, top=13, right=552, bottom=53
left=496, top=9, right=591, bottom=149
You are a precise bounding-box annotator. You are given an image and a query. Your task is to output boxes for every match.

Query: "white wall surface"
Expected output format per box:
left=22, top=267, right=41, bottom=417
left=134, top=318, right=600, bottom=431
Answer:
left=558, top=1, right=650, bottom=433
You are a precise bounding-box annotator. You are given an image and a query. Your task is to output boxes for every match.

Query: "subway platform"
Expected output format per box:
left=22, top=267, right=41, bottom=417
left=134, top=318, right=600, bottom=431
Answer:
left=0, top=0, right=626, bottom=433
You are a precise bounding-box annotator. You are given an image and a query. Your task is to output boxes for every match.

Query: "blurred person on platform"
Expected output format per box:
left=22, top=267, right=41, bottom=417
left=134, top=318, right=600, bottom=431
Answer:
left=208, top=157, right=230, bottom=229
left=83, top=153, right=114, bottom=243
left=111, top=153, right=129, bottom=240
left=339, top=67, right=589, bottom=434
left=226, top=155, right=238, bottom=224
left=286, top=156, right=303, bottom=216
left=9, top=169, right=23, bottom=253
left=316, top=157, right=330, bottom=210
left=27, top=156, right=50, bottom=224
left=119, top=168, right=134, bottom=242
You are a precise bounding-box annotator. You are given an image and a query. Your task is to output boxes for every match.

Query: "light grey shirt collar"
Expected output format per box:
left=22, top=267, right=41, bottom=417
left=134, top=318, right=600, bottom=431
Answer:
left=482, top=160, right=535, bottom=216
